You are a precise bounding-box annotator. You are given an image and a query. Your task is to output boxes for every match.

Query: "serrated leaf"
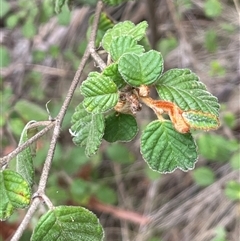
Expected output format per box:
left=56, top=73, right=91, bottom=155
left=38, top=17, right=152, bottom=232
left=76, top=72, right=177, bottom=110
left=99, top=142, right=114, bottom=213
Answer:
left=80, top=72, right=118, bottom=114
left=70, top=103, right=105, bottom=157
left=31, top=206, right=104, bottom=241
left=110, top=36, right=144, bottom=62
left=118, top=50, right=163, bottom=87
left=102, top=63, right=126, bottom=89
left=156, top=69, right=220, bottom=117
left=0, top=170, right=31, bottom=221
left=103, top=0, right=130, bottom=6
left=141, top=120, right=198, bottom=173
left=16, top=121, right=36, bottom=186
left=182, top=110, right=219, bottom=131
left=102, top=21, right=148, bottom=52
left=104, top=113, right=138, bottom=142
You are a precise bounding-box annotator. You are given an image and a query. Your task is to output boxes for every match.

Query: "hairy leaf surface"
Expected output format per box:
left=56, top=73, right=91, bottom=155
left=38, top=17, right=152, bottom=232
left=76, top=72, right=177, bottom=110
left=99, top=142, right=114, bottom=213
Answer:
left=31, top=206, right=104, bottom=241
left=141, top=120, right=197, bottom=173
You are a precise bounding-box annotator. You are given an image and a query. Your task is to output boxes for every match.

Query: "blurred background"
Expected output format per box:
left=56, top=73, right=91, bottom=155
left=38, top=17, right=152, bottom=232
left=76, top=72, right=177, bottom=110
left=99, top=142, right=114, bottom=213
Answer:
left=0, top=0, right=239, bottom=240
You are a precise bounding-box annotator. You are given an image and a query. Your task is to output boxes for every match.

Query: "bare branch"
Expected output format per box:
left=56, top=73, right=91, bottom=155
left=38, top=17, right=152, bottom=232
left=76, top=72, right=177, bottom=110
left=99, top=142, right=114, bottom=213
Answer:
left=0, top=122, right=55, bottom=169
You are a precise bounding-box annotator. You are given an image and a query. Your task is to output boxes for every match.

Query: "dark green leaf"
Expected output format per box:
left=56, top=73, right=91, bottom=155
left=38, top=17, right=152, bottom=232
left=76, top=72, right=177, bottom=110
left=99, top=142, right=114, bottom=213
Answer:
left=141, top=120, right=198, bottom=173
left=118, top=50, right=163, bottom=87
left=104, top=113, right=138, bottom=142
left=80, top=72, right=118, bottom=114
left=0, top=170, right=31, bottom=221
left=156, top=69, right=220, bottom=117
left=31, top=206, right=104, bottom=241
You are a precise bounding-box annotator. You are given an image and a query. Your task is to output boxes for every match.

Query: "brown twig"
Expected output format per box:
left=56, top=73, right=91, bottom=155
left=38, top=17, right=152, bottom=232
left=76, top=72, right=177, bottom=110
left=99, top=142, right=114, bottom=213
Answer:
left=10, top=1, right=104, bottom=240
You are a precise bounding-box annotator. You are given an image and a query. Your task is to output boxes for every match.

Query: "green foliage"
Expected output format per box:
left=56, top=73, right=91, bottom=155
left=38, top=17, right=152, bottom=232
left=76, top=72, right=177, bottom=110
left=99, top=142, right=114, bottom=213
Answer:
left=157, top=36, right=178, bottom=57
left=230, top=150, right=240, bottom=170
left=103, top=0, right=133, bottom=6
left=209, top=60, right=226, bottom=77
left=104, top=113, right=138, bottom=142
left=106, top=143, right=134, bottom=164
left=0, top=0, right=10, bottom=18
left=16, top=121, right=36, bottom=187
left=192, top=167, right=215, bottom=187
left=0, top=170, right=31, bottom=220
left=204, top=30, right=218, bottom=53
left=71, top=20, right=220, bottom=174
left=204, top=0, right=222, bottom=18
left=211, top=226, right=227, bottom=241
left=224, top=181, right=240, bottom=201
left=197, top=134, right=238, bottom=162
left=141, top=121, right=197, bottom=173
left=0, top=46, right=11, bottom=67
left=31, top=206, right=104, bottom=241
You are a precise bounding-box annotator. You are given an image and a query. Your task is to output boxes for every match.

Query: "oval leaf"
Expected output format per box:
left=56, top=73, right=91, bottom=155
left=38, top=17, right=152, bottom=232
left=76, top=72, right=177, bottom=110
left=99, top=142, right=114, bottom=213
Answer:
left=182, top=110, right=220, bottom=131
left=141, top=120, right=198, bottom=173
left=102, top=21, right=148, bottom=52
left=70, top=103, right=105, bottom=157
left=31, top=206, right=104, bottom=241
left=110, top=35, right=144, bottom=62
left=80, top=72, right=118, bottom=114
left=0, top=170, right=31, bottom=220
left=155, top=68, right=220, bottom=117
left=104, top=113, right=138, bottom=142
left=118, top=50, right=163, bottom=87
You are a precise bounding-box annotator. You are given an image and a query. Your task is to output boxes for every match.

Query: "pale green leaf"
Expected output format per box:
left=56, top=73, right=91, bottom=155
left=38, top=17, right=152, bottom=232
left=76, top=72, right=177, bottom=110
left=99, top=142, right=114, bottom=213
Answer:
left=0, top=170, right=31, bottom=221
left=182, top=111, right=219, bottom=131
left=16, top=121, right=36, bottom=186
left=102, top=21, right=148, bottom=52
left=70, top=103, right=105, bottom=157
left=110, top=35, right=144, bottom=61
left=156, top=69, right=220, bottom=117
left=141, top=120, right=197, bottom=173
left=31, top=206, right=104, bottom=241
left=118, top=50, right=163, bottom=87
left=80, top=72, right=118, bottom=114
left=192, top=167, right=215, bottom=187
left=104, top=113, right=138, bottom=142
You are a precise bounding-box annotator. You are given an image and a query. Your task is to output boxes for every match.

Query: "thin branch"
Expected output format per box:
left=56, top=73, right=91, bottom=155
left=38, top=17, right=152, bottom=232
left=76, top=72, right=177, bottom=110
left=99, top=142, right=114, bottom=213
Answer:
left=11, top=198, right=41, bottom=241
left=0, top=122, right=55, bottom=169
left=10, top=2, right=104, bottom=240
left=38, top=0, right=103, bottom=192
left=90, top=49, right=107, bottom=70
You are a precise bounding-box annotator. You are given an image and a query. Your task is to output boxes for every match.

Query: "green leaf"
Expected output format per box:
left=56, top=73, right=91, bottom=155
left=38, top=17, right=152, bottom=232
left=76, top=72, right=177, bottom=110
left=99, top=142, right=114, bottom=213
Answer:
left=110, top=36, right=144, bottom=62
left=118, top=50, right=163, bottom=87
left=182, top=111, right=219, bottom=131
left=31, top=206, right=104, bottom=241
left=102, top=63, right=126, bottom=89
left=230, top=150, right=240, bottom=170
left=0, top=0, right=10, bottom=18
left=204, top=0, right=222, bottom=18
left=106, top=143, right=134, bottom=164
left=156, top=69, right=220, bottom=117
left=16, top=121, right=36, bottom=187
left=102, top=21, right=148, bottom=52
left=197, top=134, right=238, bottom=162
left=14, top=100, right=48, bottom=121
left=192, top=167, right=215, bottom=187
left=141, top=120, right=197, bottom=173
left=224, top=181, right=240, bottom=201
left=70, top=103, right=105, bottom=157
left=104, top=113, right=138, bottom=142
left=0, top=46, right=11, bottom=67
left=80, top=72, right=118, bottom=114
left=95, top=185, right=117, bottom=205
left=0, top=170, right=31, bottom=221
left=54, top=0, right=66, bottom=13
left=103, top=0, right=130, bottom=6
